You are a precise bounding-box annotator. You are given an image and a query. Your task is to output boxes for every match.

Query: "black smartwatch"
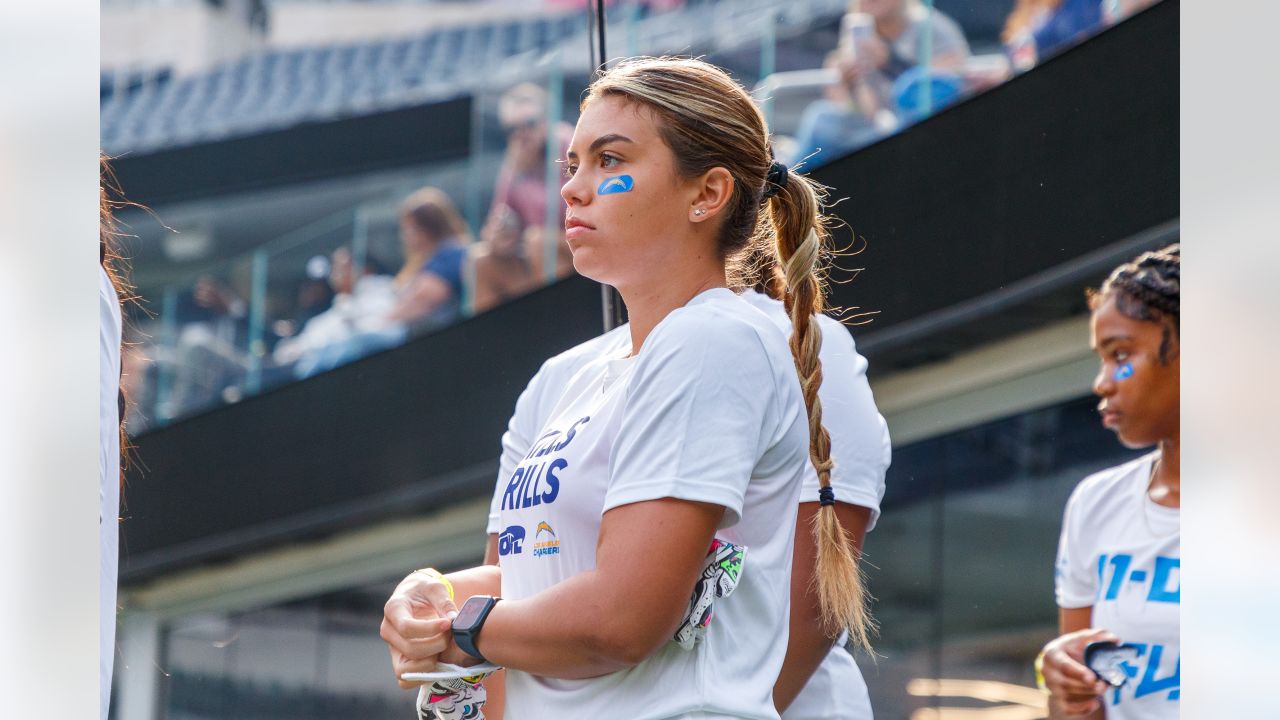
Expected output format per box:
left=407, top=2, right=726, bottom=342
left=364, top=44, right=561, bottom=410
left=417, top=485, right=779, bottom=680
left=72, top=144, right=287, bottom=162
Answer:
left=451, top=595, right=500, bottom=662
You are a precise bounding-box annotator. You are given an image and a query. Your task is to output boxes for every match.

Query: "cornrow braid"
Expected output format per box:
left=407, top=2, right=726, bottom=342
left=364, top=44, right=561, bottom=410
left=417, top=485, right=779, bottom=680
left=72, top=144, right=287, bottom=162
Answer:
left=1089, top=243, right=1180, bottom=360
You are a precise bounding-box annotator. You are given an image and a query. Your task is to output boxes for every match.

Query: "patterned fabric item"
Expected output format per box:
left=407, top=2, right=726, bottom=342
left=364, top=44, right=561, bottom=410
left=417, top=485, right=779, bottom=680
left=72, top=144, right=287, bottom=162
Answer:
left=674, top=538, right=747, bottom=650
left=415, top=666, right=500, bottom=720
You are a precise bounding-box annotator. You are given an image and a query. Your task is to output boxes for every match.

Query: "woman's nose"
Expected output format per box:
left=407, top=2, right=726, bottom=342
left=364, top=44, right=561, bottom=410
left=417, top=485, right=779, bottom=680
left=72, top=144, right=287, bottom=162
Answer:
left=561, top=168, right=589, bottom=207
left=1093, top=365, right=1116, bottom=398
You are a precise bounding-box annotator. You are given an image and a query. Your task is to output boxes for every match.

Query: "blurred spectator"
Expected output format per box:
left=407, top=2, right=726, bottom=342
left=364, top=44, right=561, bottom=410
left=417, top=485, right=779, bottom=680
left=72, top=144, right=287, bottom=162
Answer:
left=272, top=246, right=399, bottom=377
left=525, top=223, right=574, bottom=282
left=1103, top=0, right=1159, bottom=24
left=271, top=255, right=337, bottom=344
left=491, top=82, right=573, bottom=230
left=471, top=203, right=535, bottom=312
left=789, top=0, right=970, bottom=166
left=471, top=203, right=576, bottom=314
left=272, top=187, right=471, bottom=377
left=1003, top=0, right=1104, bottom=73
left=385, top=187, right=472, bottom=330
left=166, top=275, right=251, bottom=414
left=471, top=204, right=539, bottom=313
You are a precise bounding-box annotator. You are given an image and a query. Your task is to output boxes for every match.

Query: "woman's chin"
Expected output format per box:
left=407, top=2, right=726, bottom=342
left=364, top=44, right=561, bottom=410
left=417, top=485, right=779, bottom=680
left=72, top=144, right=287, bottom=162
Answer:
left=569, top=250, right=612, bottom=285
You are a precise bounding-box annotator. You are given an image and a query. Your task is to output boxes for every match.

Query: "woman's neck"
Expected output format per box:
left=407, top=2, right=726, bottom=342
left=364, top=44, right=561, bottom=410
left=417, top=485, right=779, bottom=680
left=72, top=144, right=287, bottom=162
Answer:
left=619, top=270, right=727, bottom=356
left=1150, top=433, right=1180, bottom=508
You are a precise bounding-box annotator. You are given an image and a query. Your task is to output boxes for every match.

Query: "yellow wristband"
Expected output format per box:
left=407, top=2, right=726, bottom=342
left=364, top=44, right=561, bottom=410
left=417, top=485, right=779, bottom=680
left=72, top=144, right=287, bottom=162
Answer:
left=1034, top=649, right=1048, bottom=691
left=415, top=567, right=456, bottom=602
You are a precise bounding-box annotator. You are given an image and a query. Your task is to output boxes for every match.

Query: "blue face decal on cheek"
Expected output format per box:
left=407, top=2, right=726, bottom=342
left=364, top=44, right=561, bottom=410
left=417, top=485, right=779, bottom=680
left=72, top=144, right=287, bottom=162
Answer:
left=1114, top=362, right=1134, bottom=381
left=598, top=175, right=634, bottom=195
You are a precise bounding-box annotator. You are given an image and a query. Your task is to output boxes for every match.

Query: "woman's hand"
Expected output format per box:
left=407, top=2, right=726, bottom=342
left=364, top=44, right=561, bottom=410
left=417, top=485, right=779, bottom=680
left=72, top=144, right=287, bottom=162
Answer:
left=381, top=570, right=461, bottom=689
left=1040, top=627, right=1117, bottom=716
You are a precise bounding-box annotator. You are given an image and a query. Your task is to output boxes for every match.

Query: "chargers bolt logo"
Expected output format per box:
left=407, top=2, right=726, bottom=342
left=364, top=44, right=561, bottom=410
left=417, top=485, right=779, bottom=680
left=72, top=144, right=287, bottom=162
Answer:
left=533, top=521, right=561, bottom=557
left=597, top=175, right=634, bottom=195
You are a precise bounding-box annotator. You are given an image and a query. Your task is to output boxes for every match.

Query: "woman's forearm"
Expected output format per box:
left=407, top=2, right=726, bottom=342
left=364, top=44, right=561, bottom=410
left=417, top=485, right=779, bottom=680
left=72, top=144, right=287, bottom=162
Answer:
left=469, top=499, right=720, bottom=679
left=475, top=568, right=665, bottom=679
left=446, top=565, right=503, bottom=606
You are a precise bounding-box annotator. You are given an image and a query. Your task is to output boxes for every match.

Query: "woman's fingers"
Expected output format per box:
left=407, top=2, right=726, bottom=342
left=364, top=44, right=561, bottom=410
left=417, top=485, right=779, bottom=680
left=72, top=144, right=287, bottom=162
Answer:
left=1041, top=626, right=1124, bottom=707
left=382, top=570, right=461, bottom=687
left=390, top=647, right=440, bottom=689
left=1043, top=652, right=1105, bottom=697
left=409, top=572, right=460, bottom=620
left=381, top=614, right=453, bottom=660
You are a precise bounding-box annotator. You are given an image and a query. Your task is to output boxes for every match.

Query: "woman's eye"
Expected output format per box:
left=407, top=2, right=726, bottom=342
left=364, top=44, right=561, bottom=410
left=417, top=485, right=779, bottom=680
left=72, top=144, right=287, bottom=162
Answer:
left=1113, top=350, right=1130, bottom=362
left=600, top=154, right=621, bottom=169
left=564, top=163, right=578, bottom=178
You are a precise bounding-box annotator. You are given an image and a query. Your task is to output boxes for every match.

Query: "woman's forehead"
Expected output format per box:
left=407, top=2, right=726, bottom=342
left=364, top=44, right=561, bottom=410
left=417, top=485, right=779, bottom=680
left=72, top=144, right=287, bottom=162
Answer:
left=1092, top=295, right=1163, bottom=341
left=572, top=96, right=659, bottom=148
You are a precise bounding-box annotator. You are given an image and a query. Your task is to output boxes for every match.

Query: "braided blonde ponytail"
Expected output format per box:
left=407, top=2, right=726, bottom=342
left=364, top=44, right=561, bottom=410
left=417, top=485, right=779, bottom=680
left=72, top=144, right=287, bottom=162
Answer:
left=765, top=170, right=876, bottom=652
left=586, top=56, right=874, bottom=651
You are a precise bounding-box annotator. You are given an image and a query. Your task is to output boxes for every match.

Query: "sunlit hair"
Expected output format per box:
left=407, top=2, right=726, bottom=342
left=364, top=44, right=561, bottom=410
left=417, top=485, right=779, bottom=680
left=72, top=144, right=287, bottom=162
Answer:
left=584, top=57, right=874, bottom=650
left=100, top=155, right=137, bottom=483
left=1088, top=243, right=1180, bottom=362
left=398, top=187, right=472, bottom=285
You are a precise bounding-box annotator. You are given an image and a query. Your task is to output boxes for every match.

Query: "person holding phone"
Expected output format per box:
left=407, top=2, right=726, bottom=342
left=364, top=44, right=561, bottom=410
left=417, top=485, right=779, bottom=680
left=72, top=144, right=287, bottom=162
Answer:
left=1038, top=245, right=1180, bottom=719
left=381, top=57, right=873, bottom=720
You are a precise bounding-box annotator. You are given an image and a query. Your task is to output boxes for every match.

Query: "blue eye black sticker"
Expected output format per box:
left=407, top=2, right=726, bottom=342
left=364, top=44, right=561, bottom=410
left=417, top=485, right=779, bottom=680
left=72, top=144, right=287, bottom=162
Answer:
left=1114, top=362, right=1134, bottom=381
left=598, top=175, right=634, bottom=195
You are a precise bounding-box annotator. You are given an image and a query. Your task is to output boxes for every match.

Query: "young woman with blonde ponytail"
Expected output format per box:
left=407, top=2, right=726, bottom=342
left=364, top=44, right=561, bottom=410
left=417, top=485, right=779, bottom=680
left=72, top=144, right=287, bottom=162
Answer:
left=381, top=57, right=876, bottom=720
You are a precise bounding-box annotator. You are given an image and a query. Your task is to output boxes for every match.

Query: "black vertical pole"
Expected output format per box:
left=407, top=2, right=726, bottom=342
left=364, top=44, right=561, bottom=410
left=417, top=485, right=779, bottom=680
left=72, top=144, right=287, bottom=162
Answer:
left=594, top=0, right=627, bottom=332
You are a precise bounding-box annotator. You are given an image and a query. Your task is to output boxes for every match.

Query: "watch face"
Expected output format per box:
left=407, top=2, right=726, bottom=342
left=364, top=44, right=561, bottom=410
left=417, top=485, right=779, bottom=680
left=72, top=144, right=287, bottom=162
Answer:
left=454, top=597, right=490, bottom=628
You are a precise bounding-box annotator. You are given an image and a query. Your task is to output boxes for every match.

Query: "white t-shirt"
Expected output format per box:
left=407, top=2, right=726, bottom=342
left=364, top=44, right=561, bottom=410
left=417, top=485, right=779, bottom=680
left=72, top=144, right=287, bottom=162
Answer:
left=487, top=290, right=890, bottom=720
left=1056, top=452, right=1180, bottom=719
left=738, top=291, right=889, bottom=530
left=99, top=267, right=122, bottom=720
left=494, top=288, right=809, bottom=719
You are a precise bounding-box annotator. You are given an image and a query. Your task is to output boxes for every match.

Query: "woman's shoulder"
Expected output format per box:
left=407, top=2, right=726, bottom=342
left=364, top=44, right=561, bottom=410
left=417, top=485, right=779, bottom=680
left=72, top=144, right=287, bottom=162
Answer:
left=1069, top=452, right=1157, bottom=510
left=649, top=289, right=788, bottom=360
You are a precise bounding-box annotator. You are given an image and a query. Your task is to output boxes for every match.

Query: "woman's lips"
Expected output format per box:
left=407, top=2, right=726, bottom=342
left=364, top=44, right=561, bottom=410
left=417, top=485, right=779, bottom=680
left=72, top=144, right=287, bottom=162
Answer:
left=565, top=217, right=595, bottom=241
left=1101, top=410, right=1122, bottom=429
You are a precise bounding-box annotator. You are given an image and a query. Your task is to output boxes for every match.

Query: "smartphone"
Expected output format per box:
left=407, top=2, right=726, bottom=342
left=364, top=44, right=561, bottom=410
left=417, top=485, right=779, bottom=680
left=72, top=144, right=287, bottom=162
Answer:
left=401, top=662, right=501, bottom=683
left=842, top=12, right=875, bottom=60
left=1083, top=641, right=1141, bottom=688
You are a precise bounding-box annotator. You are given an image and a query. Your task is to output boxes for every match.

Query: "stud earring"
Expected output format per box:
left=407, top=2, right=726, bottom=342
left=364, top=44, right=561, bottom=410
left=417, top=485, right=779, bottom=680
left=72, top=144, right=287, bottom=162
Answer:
left=693, top=208, right=706, bottom=216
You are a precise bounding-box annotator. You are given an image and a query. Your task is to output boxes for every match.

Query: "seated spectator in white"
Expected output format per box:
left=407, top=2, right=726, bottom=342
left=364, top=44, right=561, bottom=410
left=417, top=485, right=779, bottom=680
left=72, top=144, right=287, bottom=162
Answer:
left=790, top=0, right=970, bottom=166
left=272, top=246, right=400, bottom=377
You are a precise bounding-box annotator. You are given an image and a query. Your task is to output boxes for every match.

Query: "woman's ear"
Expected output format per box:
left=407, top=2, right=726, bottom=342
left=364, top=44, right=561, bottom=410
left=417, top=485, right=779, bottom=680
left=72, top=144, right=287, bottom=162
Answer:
left=689, top=167, right=736, bottom=223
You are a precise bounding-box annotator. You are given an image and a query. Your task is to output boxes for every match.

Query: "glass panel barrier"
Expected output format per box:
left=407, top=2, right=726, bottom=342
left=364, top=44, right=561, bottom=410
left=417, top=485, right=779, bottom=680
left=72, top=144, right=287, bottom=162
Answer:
left=112, top=1, right=1166, bottom=433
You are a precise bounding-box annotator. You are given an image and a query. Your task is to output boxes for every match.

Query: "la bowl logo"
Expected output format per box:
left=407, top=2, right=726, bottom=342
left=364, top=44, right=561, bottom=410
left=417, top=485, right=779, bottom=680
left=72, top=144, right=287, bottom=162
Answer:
left=498, top=525, right=526, bottom=557
left=533, top=521, right=561, bottom=557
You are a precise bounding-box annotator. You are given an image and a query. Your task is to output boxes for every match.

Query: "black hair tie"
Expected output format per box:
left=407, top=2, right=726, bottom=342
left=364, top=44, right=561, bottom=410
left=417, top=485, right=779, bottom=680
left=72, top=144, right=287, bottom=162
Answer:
left=762, top=161, right=789, bottom=200
left=818, top=486, right=836, bottom=506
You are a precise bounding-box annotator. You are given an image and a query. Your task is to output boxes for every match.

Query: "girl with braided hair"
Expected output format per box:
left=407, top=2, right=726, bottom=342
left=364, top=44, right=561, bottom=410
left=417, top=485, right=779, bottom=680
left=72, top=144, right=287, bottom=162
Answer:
left=380, top=57, right=873, bottom=720
left=1038, top=244, right=1180, bottom=720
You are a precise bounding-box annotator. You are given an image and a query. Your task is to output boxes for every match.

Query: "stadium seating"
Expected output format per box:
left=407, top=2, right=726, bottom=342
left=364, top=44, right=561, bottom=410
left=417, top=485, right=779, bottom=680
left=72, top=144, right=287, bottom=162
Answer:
left=100, top=0, right=847, bottom=155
